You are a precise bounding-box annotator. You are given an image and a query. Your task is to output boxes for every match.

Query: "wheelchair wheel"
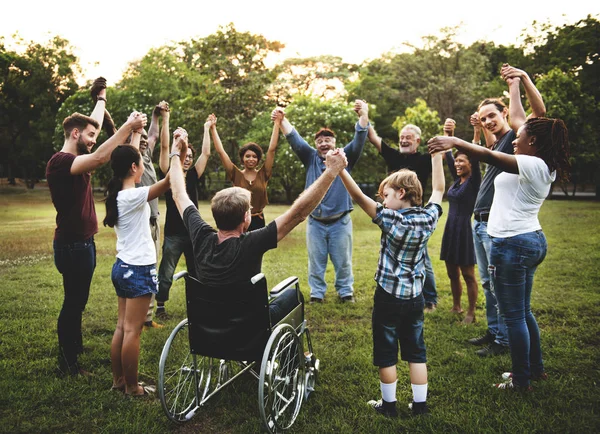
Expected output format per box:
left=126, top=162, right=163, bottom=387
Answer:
left=258, top=323, right=305, bottom=433
left=158, top=319, right=198, bottom=423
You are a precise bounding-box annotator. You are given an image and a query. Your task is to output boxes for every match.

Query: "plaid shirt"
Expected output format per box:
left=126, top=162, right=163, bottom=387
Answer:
left=373, top=202, right=442, bottom=300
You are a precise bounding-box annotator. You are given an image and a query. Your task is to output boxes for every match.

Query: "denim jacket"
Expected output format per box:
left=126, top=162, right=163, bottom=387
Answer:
left=285, top=122, right=368, bottom=219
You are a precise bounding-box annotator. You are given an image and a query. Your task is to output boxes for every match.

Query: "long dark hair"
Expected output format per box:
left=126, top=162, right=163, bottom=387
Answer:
left=103, top=145, right=141, bottom=227
left=524, top=117, right=571, bottom=182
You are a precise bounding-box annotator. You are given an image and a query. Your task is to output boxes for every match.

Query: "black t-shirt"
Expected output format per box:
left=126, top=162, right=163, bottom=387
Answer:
left=183, top=205, right=278, bottom=287
left=380, top=140, right=432, bottom=203
left=163, top=169, right=199, bottom=236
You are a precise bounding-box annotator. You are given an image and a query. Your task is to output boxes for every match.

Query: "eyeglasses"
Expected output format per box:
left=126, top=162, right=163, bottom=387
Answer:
left=184, top=155, right=193, bottom=160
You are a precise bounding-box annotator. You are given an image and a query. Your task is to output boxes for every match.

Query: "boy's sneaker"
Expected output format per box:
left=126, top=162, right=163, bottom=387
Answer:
left=468, top=331, right=494, bottom=346
left=409, top=401, right=430, bottom=416
left=476, top=342, right=509, bottom=357
left=367, top=399, right=398, bottom=418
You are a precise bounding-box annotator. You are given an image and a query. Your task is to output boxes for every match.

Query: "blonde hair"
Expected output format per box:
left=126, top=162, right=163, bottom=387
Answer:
left=378, top=169, right=423, bottom=207
left=211, top=187, right=251, bottom=230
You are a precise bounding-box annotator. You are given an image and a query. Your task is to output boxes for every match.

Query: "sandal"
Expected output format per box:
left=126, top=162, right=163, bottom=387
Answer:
left=125, top=382, right=155, bottom=398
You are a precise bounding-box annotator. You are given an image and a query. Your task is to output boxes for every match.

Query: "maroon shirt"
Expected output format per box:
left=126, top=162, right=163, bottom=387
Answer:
left=46, top=152, right=98, bottom=243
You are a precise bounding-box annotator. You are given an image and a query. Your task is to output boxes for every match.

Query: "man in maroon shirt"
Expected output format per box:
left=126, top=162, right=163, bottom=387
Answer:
left=46, top=81, right=146, bottom=375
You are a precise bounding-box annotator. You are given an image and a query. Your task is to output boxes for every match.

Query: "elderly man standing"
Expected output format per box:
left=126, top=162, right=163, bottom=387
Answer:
left=273, top=100, right=369, bottom=304
left=367, top=123, right=438, bottom=312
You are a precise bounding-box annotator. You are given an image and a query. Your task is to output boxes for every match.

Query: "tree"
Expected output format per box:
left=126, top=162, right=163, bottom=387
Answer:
left=0, top=35, right=79, bottom=187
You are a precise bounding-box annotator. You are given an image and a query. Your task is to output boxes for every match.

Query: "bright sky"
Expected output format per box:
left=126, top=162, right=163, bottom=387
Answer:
left=2, top=0, right=598, bottom=85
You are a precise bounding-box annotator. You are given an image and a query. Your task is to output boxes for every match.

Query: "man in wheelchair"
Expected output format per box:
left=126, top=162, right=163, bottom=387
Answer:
left=167, top=126, right=348, bottom=312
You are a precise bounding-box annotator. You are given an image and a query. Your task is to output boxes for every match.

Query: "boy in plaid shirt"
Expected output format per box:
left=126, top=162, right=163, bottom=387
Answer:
left=336, top=150, right=444, bottom=417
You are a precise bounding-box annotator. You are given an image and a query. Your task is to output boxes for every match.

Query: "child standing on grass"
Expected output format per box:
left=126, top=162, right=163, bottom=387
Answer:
left=336, top=150, right=445, bottom=417
left=103, top=140, right=173, bottom=396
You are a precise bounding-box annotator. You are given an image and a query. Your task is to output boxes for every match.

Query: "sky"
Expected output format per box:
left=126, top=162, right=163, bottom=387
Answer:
left=2, top=0, right=598, bottom=85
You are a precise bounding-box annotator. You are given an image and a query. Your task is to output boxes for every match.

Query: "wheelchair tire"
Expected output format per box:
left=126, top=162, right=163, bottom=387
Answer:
left=158, top=319, right=198, bottom=423
left=258, top=323, right=305, bottom=433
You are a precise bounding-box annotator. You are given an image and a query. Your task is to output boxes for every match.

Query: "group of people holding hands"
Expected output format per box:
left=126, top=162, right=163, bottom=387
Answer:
left=46, top=63, right=569, bottom=415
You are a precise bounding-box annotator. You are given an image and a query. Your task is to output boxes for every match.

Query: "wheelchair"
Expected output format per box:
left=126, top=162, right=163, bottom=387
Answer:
left=158, top=271, right=320, bottom=433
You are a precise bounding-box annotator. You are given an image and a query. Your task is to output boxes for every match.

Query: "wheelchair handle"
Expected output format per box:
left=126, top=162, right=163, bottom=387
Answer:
left=173, top=270, right=189, bottom=281
left=251, top=273, right=265, bottom=285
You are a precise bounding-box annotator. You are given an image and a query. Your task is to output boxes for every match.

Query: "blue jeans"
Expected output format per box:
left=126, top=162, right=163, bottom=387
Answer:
left=490, top=230, right=547, bottom=387
left=157, top=234, right=195, bottom=303
left=306, top=214, right=353, bottom=299
left=53, top=237, right=96, bottom=365
left=422, top=245, right=437, bottom=305
left=472, top=220, right=508, bottom=346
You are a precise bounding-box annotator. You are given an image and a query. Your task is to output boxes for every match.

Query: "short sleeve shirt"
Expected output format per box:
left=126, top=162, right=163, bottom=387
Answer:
left=46, top=152, right=98, bottom=243
left=373, top=202, right=442, bottom=300
left=115, top=186, right=155, bottom=265
left=183, top=205, right=278, bottom=287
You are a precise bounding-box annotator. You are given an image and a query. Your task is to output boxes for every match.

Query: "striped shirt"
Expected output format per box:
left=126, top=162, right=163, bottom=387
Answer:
left=373, top=202, right=442, bottom=300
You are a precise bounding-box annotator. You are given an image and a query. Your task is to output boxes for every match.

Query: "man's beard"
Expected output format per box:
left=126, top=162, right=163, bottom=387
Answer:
left=76, top=136, right=91, bottom=155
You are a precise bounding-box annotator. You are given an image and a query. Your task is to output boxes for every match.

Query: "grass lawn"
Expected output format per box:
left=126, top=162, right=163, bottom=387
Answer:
left=0, top=187, right=599, bottom=433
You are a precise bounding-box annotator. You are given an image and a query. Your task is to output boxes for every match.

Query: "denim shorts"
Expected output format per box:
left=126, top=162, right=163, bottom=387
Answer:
left=372, top=285, right=427, bottom=367
left=111, top=258, right=158, bottom=299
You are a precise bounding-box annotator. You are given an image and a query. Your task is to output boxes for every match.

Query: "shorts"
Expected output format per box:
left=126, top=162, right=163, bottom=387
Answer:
left=372, top=285, right=427, bottom=367
left=111, top=258, right=158, bottom=299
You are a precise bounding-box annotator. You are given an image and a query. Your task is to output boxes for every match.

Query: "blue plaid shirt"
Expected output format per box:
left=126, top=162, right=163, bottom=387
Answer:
left=373, top=202, right=442, bottom=300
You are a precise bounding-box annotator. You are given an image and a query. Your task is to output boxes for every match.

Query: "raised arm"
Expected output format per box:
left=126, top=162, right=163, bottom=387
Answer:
left=506, top=76, right=527, bottom=132
left=210, top=115, right=235, bottom=177
left=194, top=115, right=213, bottom=178
left=157, top=102, right=172, bottom=174
left=443, top=118, right=457, bottom=179
left=428, top=152, right=445, bottom=205
left=264, top=111, right=282, bottom=178
left=339, top=169, right=377, bottom=219
left=146, top=103, right=161, bottom=153
left=169, top=128, right=194, bottom=218
left=344, top=100, right=369, bottom=166
left=70, top=112, right=147, bottom=175
left=427, top=135, right=518, bottom=175
left=367, top=124, right=383, bottom=153
left=501, top=64, right=546, bottom=119
left=274, top=149, right=348, bottom=242
left=89, top=77, right=107, bottom=140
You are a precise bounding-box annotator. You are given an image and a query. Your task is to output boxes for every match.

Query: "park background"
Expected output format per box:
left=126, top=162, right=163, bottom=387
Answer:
left=1, top=6, right=600, bottom=433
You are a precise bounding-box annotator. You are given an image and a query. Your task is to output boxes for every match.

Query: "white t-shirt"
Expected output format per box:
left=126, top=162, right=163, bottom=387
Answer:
left=115, top=186, right=156, bottom=265
left=488, top=155, right=556, bottom=238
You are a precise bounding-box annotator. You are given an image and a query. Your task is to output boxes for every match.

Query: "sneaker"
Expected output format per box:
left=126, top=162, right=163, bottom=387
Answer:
left=309, top=297, right=323, bottom=304
left=468, top=331, right=494, bottom=346
left=367, top=399, right=398, bottom=417
left=493, top=378, right=533, bottom=392
left=143, top=321, right=164, bottom=331
left=409, top=401, right=430, bottom=416
left=424, top=302, right=436, bottom=313
left=502, top=372, right=548, bottom=381
left=476, top=342, right=510, bottom=357
left=341, top=295, right=356, bottom=303
left=155, top=309, right=169, bottom=320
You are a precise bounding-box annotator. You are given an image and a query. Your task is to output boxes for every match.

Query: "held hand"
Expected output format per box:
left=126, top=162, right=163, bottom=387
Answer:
left=127, top=112, right=147, bottom=131
left=427, top=136, right=456, bottom=154
left=204, top=114, right=215, bottom=129
left=325, top=148, right=348, bottom=174
left=354, top=99, right=368, bottom=117
left=154, top=100, right=170, bottom=116
left=271, top=107, right=285, bottom=122
left=443, top=118, right=456, bottom=136
left=470, top=112, right=481, bottom=128
left=172, top=127, right=188, bottom=158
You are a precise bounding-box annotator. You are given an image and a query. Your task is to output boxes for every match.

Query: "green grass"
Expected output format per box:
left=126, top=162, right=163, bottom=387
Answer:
left=1, top=187, right=599, bottom=433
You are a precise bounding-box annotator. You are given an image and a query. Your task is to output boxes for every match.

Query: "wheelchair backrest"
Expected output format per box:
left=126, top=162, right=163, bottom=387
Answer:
left=184, top=275, right=271, bottom=361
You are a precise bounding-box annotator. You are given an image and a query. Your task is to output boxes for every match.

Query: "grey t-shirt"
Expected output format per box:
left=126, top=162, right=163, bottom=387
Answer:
left=137, top=145, right=159, bottom=218
left=473, top=129, right=516, bottom=214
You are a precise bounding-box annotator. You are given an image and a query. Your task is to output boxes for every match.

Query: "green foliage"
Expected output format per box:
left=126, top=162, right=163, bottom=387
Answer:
left=0, top=35, right=79, bottom=186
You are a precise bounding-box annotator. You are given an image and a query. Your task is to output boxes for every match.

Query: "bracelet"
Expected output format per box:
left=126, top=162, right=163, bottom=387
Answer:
left=96, top=96, right=107, bottom=102
left=169, top=152, right=180, bottom=159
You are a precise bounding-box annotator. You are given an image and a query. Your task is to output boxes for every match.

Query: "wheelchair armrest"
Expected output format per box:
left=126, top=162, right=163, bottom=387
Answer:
left=270, top=276, right=299, bottom=297
left=173, top=270, right=189, bottom=281
left=251, top=273, right=265, bottom=285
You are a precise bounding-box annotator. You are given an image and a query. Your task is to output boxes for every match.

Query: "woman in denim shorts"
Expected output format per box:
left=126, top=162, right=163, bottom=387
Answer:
left=104, top=141, right=173, bottom=396
left=428, top=66, right=571, bottom=390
